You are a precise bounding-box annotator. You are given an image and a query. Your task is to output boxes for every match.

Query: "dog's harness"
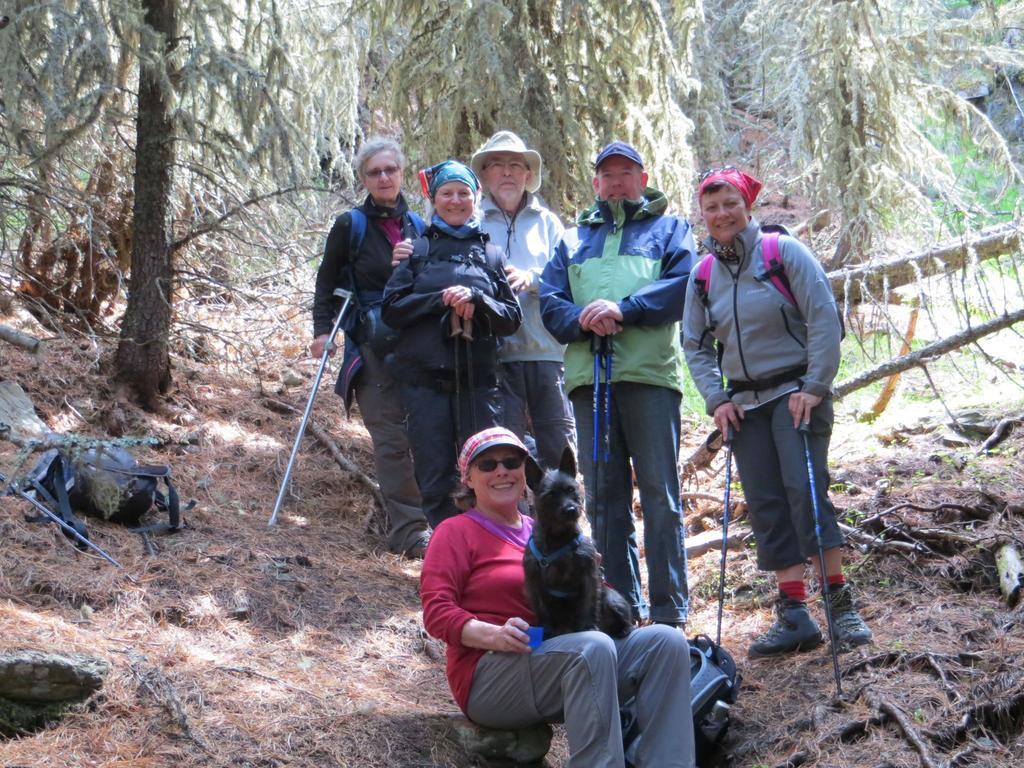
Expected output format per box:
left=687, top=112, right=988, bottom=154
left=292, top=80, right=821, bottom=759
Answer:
left=527, top=533, right=584, bottom=599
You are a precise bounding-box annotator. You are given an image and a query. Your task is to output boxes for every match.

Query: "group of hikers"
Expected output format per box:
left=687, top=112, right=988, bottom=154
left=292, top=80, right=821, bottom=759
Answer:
left=311, top=131, right=873, bottom=767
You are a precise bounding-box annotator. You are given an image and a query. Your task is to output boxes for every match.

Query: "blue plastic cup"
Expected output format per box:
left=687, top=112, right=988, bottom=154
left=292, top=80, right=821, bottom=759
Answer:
left=526, top=626, right=544, bottom=649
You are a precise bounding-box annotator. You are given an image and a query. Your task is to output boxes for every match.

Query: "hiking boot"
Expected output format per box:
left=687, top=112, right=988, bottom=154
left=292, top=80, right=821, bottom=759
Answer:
left=824, top=584, right=873, bottom=648
left=748, top=593, right=823, bottom=657
left=403, top=533, right=430, bottom=560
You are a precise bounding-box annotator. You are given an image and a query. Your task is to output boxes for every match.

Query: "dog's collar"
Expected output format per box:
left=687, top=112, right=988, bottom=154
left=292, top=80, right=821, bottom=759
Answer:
left=527, top=533, right=583, bottom=568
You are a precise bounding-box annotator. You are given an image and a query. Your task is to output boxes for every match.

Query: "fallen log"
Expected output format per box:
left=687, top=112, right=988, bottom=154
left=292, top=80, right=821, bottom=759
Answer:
left=0, top=380, right=51, bottom=446
left=684, top=525, right=752, bottom=558
left=977, top=415, right=1021, bottom=454
left=0, top=324, right=41, bottom=353
left=834, top=306, right=1024, bottom=398
left=828, top=221, right=1023, bottom=305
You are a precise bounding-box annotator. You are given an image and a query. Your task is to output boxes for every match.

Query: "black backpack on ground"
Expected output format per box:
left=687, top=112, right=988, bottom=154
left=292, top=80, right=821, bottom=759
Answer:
left=622, top=634, right=740, bottom=767
left=24, top=447, right=182, bottom=545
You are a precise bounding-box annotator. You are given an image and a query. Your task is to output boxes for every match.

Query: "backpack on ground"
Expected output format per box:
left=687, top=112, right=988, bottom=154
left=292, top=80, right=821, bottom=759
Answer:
left=621, top=634, right=740, bottom=767
left=692, top=226, right=845, bottom=339
left=24, top=447, right=182, bottom=544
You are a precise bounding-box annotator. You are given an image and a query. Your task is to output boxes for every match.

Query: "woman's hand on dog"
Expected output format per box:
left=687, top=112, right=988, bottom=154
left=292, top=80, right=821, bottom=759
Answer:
left=461, top=616, right=532, bottom=653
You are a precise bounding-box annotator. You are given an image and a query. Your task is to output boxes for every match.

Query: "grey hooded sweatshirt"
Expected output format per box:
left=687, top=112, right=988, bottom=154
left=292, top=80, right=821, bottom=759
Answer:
left=682, top=218, right=841, bottom=415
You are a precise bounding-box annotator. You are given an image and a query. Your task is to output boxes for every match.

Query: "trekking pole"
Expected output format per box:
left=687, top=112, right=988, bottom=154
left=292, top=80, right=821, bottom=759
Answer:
left=715, top=425, right=734, bottom=646
left=451, top=313, right=464, bottom=446
left=465, top=328, right=478, bottom=435
left=602, top=337, right=612, bottom=463
left=268, top=287, right=353, bottom=527
left=798, top=421, right=843, bottom=697
left=0, top=471, right=127, bottom=571
left=591, top=335, right=614, bottom=558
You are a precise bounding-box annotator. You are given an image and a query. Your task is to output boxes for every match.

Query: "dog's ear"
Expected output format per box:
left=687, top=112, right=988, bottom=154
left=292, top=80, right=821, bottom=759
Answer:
left=525, top=454, right=544, bottom=492
left=558, top=445, right=577, bottom=478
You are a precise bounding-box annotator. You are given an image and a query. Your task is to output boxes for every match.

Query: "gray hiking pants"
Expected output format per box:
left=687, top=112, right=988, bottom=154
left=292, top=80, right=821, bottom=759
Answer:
left=466, top=625, right=695, bottom=768
left=498, top=360, right=576, bottom=470
left=353, top=347, right=428, bottom=554
left=731, top=393, right=845, bottom=571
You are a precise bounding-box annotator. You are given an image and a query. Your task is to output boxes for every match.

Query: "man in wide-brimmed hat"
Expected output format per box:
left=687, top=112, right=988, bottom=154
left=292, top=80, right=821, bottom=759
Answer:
left=470, top=131, right=575, bottom=470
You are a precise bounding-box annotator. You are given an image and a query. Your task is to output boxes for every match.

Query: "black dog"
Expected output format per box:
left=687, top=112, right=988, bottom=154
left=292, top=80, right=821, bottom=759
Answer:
left=524, top=446, right=633, bottom=640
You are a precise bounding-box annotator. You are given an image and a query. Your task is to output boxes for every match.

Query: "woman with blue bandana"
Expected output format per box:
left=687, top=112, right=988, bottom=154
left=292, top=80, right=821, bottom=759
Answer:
left=383, top=160, right=523, bottom=527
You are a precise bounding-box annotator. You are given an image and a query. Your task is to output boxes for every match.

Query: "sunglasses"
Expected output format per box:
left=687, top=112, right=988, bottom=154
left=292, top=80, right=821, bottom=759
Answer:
left=365, top=165, right=401, bottom=179
left=473, top=455, right=526, bottom=472
left=698, top=165, right=737, bottom=183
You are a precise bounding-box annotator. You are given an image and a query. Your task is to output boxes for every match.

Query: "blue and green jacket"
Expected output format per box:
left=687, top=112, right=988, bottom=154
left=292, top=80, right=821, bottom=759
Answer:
left=539, top=187, right=696, bottom=394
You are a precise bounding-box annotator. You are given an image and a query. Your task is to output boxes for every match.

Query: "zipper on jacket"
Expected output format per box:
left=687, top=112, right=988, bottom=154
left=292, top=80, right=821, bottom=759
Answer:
left=779, top=306, right=806, bottom=349
left=730, top=268, right=753, bottom=382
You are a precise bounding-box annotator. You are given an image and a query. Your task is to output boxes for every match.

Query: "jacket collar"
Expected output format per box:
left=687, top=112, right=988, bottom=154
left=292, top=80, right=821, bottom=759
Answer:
left=576, top=186, right=668, bottom=228
left=363, top=193, right=410, bottom=220
left=702, top=217, right=762, bottom=269
left=480, top=192, right=544, bottom=219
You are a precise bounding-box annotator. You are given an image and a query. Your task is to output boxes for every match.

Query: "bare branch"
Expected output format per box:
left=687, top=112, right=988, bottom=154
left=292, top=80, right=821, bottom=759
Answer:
left=834, top=307, right=1024, bottom=398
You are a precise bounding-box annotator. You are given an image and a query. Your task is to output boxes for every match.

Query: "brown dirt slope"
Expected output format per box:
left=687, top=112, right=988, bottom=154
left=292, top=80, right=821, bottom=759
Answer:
left=2, top=334, right=1023, bottom=767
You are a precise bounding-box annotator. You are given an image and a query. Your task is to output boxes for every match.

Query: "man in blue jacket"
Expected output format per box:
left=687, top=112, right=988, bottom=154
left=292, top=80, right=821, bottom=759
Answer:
left=540, top=141, right=696, bottom=626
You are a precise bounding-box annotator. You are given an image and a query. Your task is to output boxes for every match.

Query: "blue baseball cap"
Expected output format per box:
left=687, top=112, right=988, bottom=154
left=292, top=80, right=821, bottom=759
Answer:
left=594, top=140, right=644, bottom=170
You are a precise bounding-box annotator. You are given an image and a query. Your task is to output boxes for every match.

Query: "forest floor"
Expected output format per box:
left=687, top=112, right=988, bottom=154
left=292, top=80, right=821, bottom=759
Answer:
left=2, top=312, right=1023, bottom=768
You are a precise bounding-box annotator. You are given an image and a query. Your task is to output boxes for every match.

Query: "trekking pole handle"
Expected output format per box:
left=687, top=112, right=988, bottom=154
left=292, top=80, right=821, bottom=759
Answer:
left=268, top=288, right=354, bottom=527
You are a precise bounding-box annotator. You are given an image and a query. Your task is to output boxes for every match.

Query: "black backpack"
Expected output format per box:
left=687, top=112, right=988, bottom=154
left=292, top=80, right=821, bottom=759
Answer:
left=622, top=634, right=740, bottom=767
left=25, top=447, right=182, bottom=544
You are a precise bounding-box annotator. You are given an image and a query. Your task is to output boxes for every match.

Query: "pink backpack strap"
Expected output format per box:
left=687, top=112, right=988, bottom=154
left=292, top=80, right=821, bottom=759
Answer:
left=693, top=253, right=715, bottom=305
left=760, top=232, right=798, bottom=307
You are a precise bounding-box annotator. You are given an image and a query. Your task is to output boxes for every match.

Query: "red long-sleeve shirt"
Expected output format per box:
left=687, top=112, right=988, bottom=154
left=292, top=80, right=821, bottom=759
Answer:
left=420, top=513, right=537, bottom=713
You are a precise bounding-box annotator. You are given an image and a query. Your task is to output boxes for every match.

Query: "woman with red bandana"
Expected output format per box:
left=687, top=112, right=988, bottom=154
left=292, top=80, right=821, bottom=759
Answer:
left=682, top=168, right=872, bottom=657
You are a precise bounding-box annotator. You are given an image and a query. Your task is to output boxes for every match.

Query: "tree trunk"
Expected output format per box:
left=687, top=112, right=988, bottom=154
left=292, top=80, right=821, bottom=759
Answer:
left=113, top=0, right=178, bottom=408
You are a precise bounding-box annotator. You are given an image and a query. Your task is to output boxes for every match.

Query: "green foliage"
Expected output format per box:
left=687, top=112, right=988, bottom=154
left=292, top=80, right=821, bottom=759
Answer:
left=715, top=0, right=1024, bottom=263
left=928, top=119, right=1022, bottom=231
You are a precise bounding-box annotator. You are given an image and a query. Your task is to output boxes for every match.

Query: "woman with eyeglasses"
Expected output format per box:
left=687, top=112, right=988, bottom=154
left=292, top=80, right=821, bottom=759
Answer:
left=420, top=426, right=695, bottom=768
left=383, top=161, right=522, bottom=528
left=311, top=137, right=431, bottom=559
left=682, top=168, right=872, bottom=656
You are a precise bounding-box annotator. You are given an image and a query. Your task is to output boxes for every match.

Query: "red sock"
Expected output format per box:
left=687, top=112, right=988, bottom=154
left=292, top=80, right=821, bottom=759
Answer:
left=779, top=580, right=807, bottom=601
left=827, top=574, right=846, bottom=589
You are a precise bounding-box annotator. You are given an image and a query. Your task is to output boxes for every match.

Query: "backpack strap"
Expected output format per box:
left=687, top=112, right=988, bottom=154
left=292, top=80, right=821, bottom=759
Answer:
left=347, top=209, right=367, bottom=254
left=483, top=240, right=507, bottom=276
left=404, top=211, right=427, bottom=238
left=693, top=253, right=715, bottom=307
left=759, top=232, right=798, bottom=307
left=27, top=454, right=90, bottom=546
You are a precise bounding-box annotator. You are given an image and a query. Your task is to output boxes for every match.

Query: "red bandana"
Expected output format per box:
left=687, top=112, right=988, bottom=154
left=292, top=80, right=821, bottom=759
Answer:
left=698, top=169, right=763, bottom=208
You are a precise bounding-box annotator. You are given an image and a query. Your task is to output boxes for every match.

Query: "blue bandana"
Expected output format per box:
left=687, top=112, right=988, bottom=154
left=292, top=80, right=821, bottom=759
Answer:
left=426, top=160, right=480, bottom=198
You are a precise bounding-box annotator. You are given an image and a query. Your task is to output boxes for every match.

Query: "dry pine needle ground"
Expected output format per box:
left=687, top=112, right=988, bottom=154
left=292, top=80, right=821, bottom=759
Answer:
left=2, top=333, right=1023, bottom=767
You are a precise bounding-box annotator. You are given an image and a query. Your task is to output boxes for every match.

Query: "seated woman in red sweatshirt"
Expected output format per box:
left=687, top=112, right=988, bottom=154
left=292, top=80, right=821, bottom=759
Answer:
left=420, top=426, right=695, bottom=768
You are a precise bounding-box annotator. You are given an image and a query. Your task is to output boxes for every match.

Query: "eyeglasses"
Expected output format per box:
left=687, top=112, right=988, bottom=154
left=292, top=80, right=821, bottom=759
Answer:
left=473, top=455, right=526, bottom=472
left=698, top=165, right=737, bottom=183
left=365, top=165, right=401, bottom=179
left=485, top=160, right=529, bottom=173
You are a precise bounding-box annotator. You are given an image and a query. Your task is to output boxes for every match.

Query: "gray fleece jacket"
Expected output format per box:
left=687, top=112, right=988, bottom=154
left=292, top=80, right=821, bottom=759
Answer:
left=682, top=218, right=841, bottom=415
left=480, top=193, right=566, bottom=364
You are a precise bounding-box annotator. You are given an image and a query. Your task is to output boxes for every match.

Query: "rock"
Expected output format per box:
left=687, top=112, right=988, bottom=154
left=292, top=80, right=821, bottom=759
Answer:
left=940, top=433, right=972, bottom=448
left=0, top=696, right=68, bottom=737
left=0, top=650, right=110, bottom=703
left=281, top=369, right=305, bottom=387
left=449, top=715, right=552, bottom=767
